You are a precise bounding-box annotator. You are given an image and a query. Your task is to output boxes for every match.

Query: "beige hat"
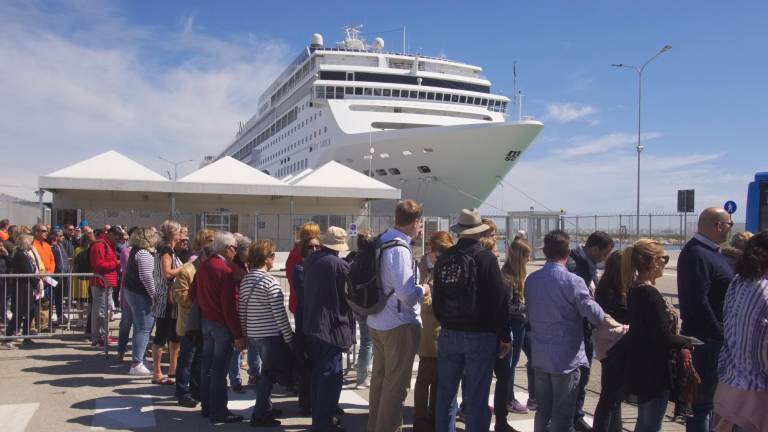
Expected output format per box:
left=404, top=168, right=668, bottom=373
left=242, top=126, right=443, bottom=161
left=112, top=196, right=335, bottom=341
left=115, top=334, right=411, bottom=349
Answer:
left=322, top=226, right=349, bottom=252
left=450, top=208, right=490, bottom=236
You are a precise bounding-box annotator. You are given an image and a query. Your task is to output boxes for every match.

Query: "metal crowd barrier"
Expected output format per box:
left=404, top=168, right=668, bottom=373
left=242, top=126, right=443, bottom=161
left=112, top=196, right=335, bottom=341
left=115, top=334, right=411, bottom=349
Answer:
left=1, top=272, right=111, bottom=357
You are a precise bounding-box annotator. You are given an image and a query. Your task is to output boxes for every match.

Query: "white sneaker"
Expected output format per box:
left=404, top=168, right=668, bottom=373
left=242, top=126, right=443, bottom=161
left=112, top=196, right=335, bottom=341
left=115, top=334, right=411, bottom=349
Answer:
left=355, top=377, right=371, bottom=389
left=51, top=312, right=58, bottom=323
left=129, top=364, right=152, bottom=376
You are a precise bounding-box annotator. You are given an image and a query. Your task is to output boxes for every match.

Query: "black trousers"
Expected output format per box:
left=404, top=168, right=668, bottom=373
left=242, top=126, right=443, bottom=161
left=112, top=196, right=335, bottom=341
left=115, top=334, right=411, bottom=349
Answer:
left=593, top=355, right=623, bottom=432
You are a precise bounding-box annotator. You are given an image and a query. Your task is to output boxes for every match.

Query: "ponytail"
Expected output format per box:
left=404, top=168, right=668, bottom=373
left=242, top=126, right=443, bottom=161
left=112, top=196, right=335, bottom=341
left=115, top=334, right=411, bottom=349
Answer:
left=621, top=245, right=637, bottom=290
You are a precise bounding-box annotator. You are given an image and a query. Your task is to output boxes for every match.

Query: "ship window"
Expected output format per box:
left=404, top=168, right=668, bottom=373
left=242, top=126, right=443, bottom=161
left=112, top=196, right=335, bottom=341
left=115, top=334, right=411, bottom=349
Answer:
left=409, top=90, right=417, bottom=99
left=363, top=169, right=370, bottom=176
left=346, top=72, right=354, bottom=81
left=417, top=165, right=432, bottom=173
left=315, top=86, right=325, bottom=98
left=423, top=148, right=434, bottom=153
left=419, top=91, right=426, bottom=99
left=324, top=126, right=327, bottom=133
left=451, top=94, right=459, bottom=102
left=345, top=87, right=353, bottom=95
left=427, top=92, right=435, bottom=100
left=383, top=89, right=391, bottom=97
left=392, top=89, right=400, bottom=97
left=467, top=97, right=474, bottom=104
left=364, top=88, right=372, bottom=96
left=459, top=96, right=467, bottom=103
left=388, top=168, right=401, bottom=175
left=435, top=93, right=443, bottom=101
left=374, top=88, right=382, bottom=96
left=355, top=87, right=363, bottom=95
left=474, top=97, right=482, bottom=105
left=376, top=169, right=388, bottom=176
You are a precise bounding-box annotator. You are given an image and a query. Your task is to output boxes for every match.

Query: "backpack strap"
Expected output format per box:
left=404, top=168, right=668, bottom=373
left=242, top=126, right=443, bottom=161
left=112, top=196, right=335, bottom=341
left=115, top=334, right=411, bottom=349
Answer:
left=376, top=238, right=411, bottom=313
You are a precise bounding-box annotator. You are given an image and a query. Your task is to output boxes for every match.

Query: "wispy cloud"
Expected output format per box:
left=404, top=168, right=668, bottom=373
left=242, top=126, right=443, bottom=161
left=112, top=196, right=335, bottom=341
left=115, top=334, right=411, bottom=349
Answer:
left=555, top=132, right=662, bottom=157
left=543, top=102, right=597, bottom=124
left=0, top=1, right=289, bottom=201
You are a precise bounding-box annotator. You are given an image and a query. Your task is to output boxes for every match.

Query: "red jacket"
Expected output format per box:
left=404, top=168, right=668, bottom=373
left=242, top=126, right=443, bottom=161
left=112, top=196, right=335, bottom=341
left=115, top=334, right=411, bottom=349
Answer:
left=285, top=243, right=301, bottom=314
left=89, top=238, right=119, bottom=288
left=190, top=255, right=243, bottom=339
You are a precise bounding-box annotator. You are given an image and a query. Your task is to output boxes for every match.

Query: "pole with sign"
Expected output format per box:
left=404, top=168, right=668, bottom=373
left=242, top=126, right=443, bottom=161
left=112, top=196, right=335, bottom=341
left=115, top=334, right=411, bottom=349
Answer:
left=724, top=200, right=737, bottom=215
left=677, top=189, right=695, bottom=243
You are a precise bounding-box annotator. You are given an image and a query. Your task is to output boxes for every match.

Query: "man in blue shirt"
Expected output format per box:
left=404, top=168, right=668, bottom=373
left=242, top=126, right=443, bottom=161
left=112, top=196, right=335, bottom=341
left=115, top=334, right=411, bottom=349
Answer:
left=367, top=200, right=428, bottom=432
left=525, top=230, right=606, bottom=432
left=567, top=231, right=614, bottom=432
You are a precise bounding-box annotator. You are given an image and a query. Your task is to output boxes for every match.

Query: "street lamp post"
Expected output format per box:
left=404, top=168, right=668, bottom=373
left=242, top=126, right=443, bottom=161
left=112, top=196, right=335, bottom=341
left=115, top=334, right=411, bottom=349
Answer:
left=157, top=156, right=194, bottom=181
left=612, top=44, right=672, bottom=238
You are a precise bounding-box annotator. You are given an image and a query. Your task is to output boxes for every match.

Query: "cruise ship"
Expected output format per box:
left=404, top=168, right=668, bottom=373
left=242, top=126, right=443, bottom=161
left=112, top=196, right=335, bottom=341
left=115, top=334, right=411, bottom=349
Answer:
left=216, top=26, right=544, bottom=215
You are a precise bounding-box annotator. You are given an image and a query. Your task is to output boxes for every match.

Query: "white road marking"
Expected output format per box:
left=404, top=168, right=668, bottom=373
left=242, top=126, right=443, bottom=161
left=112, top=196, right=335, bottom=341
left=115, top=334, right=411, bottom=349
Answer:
left=0, top=403, right=39, bottom=432
left=91, top=395, right=155, bottom=430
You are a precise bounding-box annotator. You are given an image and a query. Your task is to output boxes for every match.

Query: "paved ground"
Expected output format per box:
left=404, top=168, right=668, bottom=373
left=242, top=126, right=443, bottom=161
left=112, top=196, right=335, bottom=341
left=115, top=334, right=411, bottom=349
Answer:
left=0, top=264, right=687, bottom=432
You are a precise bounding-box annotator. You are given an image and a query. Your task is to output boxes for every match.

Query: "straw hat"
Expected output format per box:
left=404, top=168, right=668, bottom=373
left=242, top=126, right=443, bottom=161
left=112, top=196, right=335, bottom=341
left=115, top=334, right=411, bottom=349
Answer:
left=322, top=226, right=349, bottom=252
left=450, top=209, right=490, bottom=236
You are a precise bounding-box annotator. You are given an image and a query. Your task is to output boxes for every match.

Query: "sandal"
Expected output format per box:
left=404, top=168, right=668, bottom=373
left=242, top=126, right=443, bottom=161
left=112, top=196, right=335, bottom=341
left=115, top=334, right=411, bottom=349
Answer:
left=151, top=377, right=175, bottom=385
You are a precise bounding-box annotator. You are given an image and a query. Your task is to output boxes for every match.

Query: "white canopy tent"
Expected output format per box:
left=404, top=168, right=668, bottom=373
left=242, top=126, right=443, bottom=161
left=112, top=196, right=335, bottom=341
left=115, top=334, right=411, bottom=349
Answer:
left=39, top=151, right=400, bottom=248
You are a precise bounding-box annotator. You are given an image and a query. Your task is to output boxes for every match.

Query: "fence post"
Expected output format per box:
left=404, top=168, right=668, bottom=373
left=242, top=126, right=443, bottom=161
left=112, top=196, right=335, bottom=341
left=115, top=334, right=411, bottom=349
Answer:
left=575, top=216, right=580, bottom=246
left=649, top=214, right=653, bottom=238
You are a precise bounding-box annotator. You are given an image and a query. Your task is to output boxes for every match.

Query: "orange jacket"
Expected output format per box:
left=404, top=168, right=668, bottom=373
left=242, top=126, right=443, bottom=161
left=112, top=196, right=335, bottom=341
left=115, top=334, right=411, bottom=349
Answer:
left=33, top=239, right=55, bottom=273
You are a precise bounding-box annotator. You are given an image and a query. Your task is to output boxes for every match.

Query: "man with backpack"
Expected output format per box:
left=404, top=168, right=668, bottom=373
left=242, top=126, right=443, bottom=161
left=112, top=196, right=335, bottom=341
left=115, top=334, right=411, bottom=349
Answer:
left=433, top=208, right=512, bottom=432
left=366, top=199, right=428, bottom=432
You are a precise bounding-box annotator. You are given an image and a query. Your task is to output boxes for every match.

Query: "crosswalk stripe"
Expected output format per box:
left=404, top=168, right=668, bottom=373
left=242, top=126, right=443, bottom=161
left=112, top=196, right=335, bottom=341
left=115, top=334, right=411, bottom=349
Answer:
left=0, top=403, right=39, bottom=432
left=91, top=395, right=155, bottom=430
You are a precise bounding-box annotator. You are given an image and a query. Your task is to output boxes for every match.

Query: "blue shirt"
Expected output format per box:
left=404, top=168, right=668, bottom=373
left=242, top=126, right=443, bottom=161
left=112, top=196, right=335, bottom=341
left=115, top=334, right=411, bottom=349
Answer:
left=367, top=228, right=424, bottom=331
left=525, top=262, right=605, bottom=374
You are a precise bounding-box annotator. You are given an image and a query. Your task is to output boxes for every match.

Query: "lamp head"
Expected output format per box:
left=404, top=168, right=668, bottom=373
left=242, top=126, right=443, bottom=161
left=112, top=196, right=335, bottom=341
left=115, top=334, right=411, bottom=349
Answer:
left=660, top=44, right=672, bottom=53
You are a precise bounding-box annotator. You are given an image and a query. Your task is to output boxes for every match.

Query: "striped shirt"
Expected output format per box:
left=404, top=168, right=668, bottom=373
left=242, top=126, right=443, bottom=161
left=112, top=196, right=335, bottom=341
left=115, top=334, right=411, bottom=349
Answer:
left=238, top=269, right=294, bottom=344
left=719, top=275, right=768, bottom=391
left=127, top=248, right=156, bottom=298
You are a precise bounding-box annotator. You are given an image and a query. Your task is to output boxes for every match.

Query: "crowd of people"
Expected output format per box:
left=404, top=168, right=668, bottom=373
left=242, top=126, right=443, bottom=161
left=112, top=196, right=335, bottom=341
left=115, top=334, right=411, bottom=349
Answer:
left=0, top=201, right=766, bottom=432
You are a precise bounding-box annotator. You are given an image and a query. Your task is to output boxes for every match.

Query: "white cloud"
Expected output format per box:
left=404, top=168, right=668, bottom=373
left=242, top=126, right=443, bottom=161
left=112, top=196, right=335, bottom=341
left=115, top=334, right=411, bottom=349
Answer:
left=543, top=102, right=597, bottom=124
left=556, top=132, right=662, bottom=158
left=482, top=147, right=746, bottom=217
left=0, top=1, right=289, bottom=201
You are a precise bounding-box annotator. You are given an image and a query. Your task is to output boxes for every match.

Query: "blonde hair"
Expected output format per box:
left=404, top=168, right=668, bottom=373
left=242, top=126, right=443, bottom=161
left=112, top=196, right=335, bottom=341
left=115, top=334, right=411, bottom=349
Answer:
left=479, top=237, right=496, bottom=252
left=191, top=228, right=215, bottom=251
left=621, top=238, right=665, bottom=289
left=429, top=231, right=454, bottom=254
left=248, top=239, right=276, bottom=268
left=129, top=227, right=158, bottom=251
left=502, top=240, right=532, bottom=300
left=298, top=222, right=321, bottom=242
left=730, top=231, right=753, bottom=252
left=159, top=220, right=181, bottom=242
left=481, top=218, right=497, bottom=237
left=16, top=234, right=34, bottom=252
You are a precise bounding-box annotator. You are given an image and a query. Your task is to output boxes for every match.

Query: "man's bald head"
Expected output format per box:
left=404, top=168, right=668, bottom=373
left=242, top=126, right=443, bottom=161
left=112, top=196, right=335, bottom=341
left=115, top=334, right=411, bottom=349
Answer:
left=697, top=207, right=732, bottom=244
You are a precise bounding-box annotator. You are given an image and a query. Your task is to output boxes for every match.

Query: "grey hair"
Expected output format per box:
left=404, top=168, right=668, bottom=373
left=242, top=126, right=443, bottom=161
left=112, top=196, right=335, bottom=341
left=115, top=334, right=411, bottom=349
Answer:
left=159, top=220, right=182, bottom=242
left=212, top=231, right=236, bottom=255
left=130, top=227, right=158, bottom=252
left=16, top=234, right=34, bottom=252
left=234, top=233, right=252, bottom=250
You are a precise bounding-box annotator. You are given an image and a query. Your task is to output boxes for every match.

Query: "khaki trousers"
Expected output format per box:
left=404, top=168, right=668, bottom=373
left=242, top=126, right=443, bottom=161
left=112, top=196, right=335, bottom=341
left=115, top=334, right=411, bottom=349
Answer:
left=367, top=324, right=420, bottom=432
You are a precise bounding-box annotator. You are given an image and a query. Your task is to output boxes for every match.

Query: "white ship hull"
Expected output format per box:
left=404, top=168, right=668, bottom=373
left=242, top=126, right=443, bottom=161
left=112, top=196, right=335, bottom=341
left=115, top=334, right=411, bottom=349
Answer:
left=324, top=120, right=543, bottom=215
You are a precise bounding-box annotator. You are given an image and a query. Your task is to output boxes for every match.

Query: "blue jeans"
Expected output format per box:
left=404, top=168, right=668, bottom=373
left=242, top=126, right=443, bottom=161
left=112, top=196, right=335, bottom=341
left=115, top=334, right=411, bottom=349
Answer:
left=248, top=344, right=262, bottom=378
left=117, top=300, right=133, bottom=353
left=574, top=332, right=594, bottom=421
left=533, top=368, right=581, bottom=432
left=200, top=319, right=234, bottom=418
left=687, top=341, right=722, bottom=432
left=249, top=336, right=282, bottom=420
left=228, top=348, right=242, bottom=386
left=306, top=335, right=343, bottom=429
left=507, top=319, right=526, bottom=401
left=356, top=316, right=372, bottom=384
left=635, top=391, right=669, bottom=432
left=175, top=334, right=202, bottom=399
left=123, top=289, right=154, bottom=366
left=436, top=329, right=497, bottom=432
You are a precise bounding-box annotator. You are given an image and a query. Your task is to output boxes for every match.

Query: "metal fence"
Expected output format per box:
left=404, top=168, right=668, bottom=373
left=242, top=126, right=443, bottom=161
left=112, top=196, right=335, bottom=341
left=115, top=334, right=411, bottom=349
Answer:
left=1, top=272, right=110, bottom=356
left=561, top=213, right=702, bottom=251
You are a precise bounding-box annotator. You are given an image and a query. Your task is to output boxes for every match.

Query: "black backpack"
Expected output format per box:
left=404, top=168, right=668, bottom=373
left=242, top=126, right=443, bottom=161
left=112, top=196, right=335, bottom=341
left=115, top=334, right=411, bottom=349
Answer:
left=344, top=235, right=407, bottom=316
left=432, top=245, right=480, bottom=326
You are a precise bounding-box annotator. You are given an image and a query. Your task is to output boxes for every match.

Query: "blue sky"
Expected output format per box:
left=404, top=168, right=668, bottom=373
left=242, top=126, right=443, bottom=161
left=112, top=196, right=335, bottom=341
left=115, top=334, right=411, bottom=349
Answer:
left=1, top=0, right=765, bottom=218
